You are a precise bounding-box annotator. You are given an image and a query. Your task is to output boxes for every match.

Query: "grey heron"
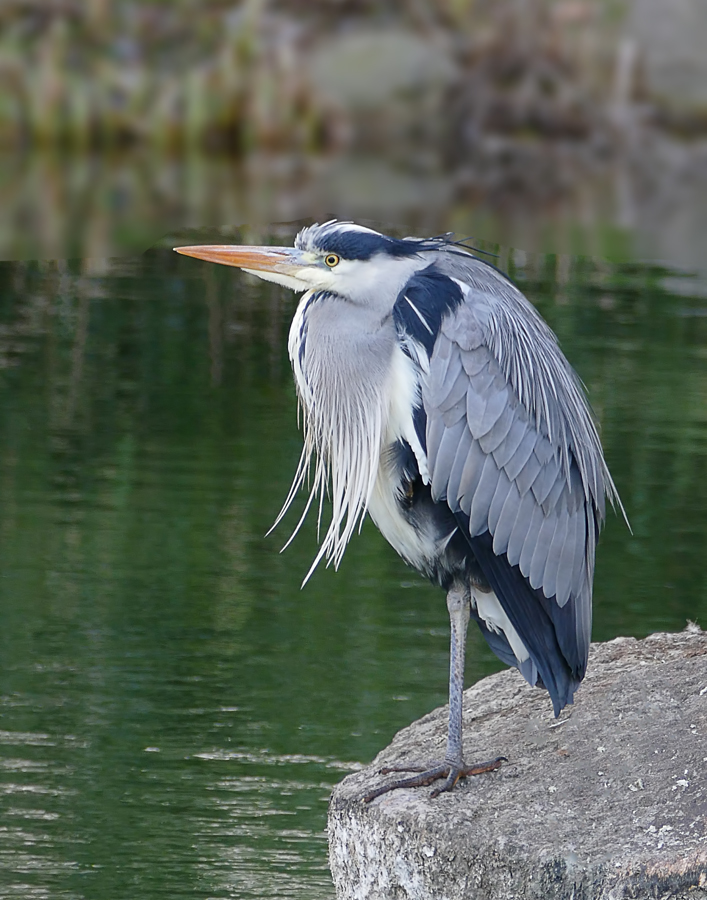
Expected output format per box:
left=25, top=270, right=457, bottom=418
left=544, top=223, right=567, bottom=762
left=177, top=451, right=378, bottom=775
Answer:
left=175, top=221, right=623, bottom=800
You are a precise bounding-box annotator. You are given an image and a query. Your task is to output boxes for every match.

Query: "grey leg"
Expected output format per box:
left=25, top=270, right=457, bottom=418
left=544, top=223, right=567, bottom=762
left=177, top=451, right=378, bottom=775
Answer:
left=444, top=584, right=470, bottom=766
left=363, top=584, right=505, bottom=802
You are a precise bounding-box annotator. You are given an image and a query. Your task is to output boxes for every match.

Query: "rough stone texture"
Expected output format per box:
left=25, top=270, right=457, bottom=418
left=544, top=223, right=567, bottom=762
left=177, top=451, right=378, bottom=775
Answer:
left=329, top=627, right=707, bottom=900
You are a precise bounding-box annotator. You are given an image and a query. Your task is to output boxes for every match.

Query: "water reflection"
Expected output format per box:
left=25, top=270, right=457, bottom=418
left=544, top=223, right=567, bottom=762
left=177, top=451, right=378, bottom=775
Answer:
left=0, top=238, right=705, bottom=898
left=3, top=150, right=707, bottom=284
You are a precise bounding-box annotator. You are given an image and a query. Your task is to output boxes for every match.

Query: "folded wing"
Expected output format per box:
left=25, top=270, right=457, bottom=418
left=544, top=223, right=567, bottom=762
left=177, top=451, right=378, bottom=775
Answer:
left=420, top=262, right=615, bottom=712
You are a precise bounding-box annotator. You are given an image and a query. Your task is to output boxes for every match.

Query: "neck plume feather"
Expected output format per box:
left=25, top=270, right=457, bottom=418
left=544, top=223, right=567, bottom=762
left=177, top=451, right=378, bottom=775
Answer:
left=271, top=328, right=392, bottom=584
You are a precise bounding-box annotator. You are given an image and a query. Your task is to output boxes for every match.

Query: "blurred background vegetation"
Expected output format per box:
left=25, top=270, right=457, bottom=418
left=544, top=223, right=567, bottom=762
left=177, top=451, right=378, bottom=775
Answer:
left=0, top=0, right=706, bottom=265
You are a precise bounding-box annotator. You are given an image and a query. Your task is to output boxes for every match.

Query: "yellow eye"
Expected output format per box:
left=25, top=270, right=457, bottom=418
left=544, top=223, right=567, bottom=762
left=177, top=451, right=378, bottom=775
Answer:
left=324, top=254, right=340, bottom=268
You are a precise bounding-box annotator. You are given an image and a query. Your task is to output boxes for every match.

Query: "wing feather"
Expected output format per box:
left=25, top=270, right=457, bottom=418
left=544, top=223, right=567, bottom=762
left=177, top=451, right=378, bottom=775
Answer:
left=438, top=368, right=470, bottom=416
left=531, top=455, right=561, bottom=506
left=477, top=386, right=509, bottom=437
left=515, top=450, right=543, bottom=498
left=445, top=425, right=473, bottom=505
left=426, top=341, right=462, bottom=408
left=542, top=471, right=567, bottom=515
left=467, top=454, right=500, bottom=534
left=460, top=346, right=490, bottom=377
left=491, top=415, right=528, bottom=469
left=571, top=512, right=589, bottom=598
left=478, top=402, right=515, bottom=454
left=542, top=507, right=569, bottom=600
left=468, top=364, right=497, bottom=398
left=529, top=512, right=560, bottom=589
left=503, top=428, right=537, bottom=481
left=506, top=487, right=539, bottom=567
left=492, top=481, right=523, bottom=556
left=518, top=501, right=546, bottom=575
left=465, top=377, right=488, bottom=436
left=487, top=466, right=514, bottom=534
left=426, top=410, right=446, bottom=469
left=533, top=433, right=554, bottom=465
left=556, top=510, right=578, bottom=606
left=430, top=416, right=467, bottom=501
left=457, top=438, right=487, bottom=507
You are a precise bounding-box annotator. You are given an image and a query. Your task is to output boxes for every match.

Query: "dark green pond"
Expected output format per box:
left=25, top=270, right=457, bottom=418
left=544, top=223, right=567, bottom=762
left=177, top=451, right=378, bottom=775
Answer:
left=0, top=230, right=706, bottom=898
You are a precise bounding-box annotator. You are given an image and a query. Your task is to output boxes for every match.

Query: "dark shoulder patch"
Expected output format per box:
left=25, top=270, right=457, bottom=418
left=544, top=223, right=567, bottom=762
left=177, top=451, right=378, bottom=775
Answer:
left=412, top=403, right=427, bottom=455
left=393, top=265, right=465, bottom=355
left=387, top=438, right=420, bottom=484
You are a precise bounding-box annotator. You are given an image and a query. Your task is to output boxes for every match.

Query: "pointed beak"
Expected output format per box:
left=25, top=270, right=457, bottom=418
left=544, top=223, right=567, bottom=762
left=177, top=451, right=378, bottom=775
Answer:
left=174, top=244, right=307, bottom=277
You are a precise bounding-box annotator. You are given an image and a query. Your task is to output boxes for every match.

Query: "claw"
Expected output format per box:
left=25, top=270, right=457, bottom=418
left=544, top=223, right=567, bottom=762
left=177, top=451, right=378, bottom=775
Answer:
left=363, top=756, right=506, bottom=802
left=430, top=768, right=460, bottom=798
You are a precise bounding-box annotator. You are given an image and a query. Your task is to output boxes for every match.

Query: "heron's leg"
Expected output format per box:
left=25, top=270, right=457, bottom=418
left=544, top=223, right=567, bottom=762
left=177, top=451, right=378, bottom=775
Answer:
left=444, top=583, right=470, bottom=765
left=363, top=586, right=505, bottom=802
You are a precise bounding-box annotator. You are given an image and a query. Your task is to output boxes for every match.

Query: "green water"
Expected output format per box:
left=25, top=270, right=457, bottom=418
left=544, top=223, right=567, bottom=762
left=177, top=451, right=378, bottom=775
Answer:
left=0, top=235, right=705, bottom=898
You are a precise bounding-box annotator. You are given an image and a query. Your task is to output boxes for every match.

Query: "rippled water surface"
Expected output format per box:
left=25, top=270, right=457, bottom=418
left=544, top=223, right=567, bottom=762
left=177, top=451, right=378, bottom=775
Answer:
left=0, top=232, right=706, bottom=898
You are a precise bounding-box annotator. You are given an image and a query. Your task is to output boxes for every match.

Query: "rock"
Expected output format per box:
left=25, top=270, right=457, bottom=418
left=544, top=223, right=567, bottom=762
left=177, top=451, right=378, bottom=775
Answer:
left=328, top=626, right=707, bottom=900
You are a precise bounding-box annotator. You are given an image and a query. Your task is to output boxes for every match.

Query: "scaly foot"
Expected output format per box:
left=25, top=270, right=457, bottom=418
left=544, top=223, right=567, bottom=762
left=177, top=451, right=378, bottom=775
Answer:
left=363, top=755, right=506, bottom=802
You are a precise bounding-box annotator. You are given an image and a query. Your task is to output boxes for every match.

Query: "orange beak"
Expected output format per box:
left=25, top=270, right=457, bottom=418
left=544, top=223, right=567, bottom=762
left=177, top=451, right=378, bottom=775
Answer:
left=174, top=244, right=306, bottom=276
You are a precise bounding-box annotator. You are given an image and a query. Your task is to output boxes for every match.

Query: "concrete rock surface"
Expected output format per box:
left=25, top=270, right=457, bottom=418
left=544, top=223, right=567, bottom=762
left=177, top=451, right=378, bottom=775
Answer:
left=328, top=626, right=707, bottom=900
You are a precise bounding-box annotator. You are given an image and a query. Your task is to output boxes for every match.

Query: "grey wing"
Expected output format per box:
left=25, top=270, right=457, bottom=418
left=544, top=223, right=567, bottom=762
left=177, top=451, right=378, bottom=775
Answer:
left=423, top=299, right=606, bottom=686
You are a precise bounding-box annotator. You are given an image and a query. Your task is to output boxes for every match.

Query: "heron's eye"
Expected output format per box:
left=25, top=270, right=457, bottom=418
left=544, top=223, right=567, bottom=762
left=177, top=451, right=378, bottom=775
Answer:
left=324, top=254, right=340, bottom=268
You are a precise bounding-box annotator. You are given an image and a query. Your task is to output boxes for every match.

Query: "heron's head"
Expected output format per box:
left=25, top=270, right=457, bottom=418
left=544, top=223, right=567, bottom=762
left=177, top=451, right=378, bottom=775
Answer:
left=175, top=221, right=442, bottom=306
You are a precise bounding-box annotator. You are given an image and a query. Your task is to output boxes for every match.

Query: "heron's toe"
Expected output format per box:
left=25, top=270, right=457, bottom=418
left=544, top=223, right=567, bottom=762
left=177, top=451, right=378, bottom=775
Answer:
left=363, top=755, right=505, bottom=802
